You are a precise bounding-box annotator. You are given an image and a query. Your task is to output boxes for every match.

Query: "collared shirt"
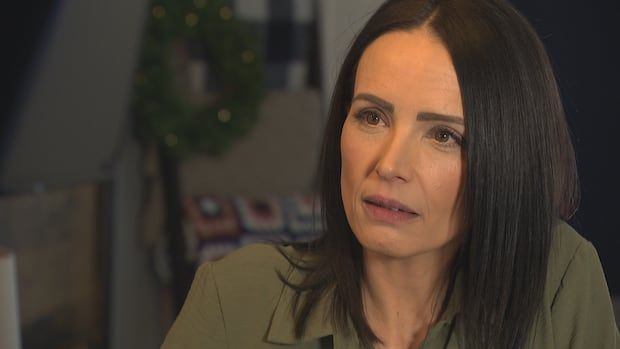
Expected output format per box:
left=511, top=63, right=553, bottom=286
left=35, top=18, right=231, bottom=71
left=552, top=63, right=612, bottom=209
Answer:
left=161, top=221, right=619, bottom=348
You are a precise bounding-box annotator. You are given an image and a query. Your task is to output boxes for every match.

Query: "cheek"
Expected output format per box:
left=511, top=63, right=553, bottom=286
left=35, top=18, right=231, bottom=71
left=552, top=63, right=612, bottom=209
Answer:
left=340, top=126, right=356, bottom=206
left=340, top=122, right=367, bottom=214
left=425, top=158, right=463, bottom=215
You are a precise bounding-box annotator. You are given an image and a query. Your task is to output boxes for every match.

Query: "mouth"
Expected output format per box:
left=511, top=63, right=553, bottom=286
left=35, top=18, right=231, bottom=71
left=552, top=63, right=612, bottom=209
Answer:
left=363, top=195, right=416, bottom=214
left=362, top=195, right=419, bottom=222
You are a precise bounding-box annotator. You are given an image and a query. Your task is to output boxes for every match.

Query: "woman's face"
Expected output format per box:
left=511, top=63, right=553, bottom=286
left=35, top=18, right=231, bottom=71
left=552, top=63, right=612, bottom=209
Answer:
left=340, top=29, right=465, bottom=260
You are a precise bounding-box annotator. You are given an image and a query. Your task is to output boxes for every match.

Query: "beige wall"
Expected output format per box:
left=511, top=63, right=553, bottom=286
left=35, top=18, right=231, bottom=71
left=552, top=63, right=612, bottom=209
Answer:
left=180, top=90, right=322, bottom=197
left=317, top=0, right=384, bottom=109
left=2, top=0, right=147, bottom=192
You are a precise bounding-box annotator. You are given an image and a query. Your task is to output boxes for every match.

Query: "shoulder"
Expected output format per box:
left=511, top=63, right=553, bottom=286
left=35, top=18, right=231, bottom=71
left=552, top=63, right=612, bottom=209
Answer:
left=547, top=221, right=594, bottom=289
left=541, top=221, right=619, bottom=347
left=213, top=243, right=292, bottom=272
left=201, top=244, right=299, bottom=338
left=546, top=220, right=594, bottom=293
left=163, top=244, right=315, bottom=348
left=207, top=243, right=295, bottom=296
left=545, top=219, right=614, bottom=312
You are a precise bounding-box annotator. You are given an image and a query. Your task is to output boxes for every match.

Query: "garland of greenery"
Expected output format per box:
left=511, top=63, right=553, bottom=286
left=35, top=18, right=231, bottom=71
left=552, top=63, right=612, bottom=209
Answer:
left=132, top=0, right=264, bottom=158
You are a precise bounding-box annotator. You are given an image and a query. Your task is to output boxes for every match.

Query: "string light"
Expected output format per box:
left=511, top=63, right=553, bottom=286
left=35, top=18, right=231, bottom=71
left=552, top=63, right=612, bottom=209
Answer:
left=152, top=5, right=166, bottom=19
left=185, top=13, right=198, bottom=27
left=165, top=134, right=178, bottom=147
left=241, top=50, right=255, bottom=63
left=219, top=6, right=233, bottom=20
left=193, top=0, right=206, bottom=8
left=218, top=109, right=232, bottom=123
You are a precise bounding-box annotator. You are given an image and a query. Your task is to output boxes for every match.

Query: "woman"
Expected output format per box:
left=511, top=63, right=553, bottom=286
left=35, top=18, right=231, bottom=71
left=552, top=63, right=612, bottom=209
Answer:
left=162, top=0, right=619, bottom=348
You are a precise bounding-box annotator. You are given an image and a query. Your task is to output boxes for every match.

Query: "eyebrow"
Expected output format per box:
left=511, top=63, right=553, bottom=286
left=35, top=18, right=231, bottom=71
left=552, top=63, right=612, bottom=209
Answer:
left=352, top=93, right=464, bottom=125
left=353, top=93, right=394, bottom=113
left=417, top=112, right=464, bottom=125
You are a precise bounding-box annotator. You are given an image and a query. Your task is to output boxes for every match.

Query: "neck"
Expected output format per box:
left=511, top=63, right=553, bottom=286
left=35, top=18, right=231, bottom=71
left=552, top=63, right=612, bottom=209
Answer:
left=361, top=245, right=458, bottom=348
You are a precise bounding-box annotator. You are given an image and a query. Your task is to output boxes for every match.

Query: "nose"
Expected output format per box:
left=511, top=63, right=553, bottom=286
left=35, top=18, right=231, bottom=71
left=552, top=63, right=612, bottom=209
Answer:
left=375, top=132, right=415, bottom=182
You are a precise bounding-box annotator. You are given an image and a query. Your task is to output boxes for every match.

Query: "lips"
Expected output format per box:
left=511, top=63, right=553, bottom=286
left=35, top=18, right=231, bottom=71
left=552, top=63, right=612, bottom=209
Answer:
left=362, top=195, right=418, bottom=223
left=363, top=195, right=417, bottom=214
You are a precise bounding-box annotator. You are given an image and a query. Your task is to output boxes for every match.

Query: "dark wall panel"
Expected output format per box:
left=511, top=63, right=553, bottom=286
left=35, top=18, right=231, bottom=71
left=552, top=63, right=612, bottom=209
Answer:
left=509, top=0, right=620, bottom=294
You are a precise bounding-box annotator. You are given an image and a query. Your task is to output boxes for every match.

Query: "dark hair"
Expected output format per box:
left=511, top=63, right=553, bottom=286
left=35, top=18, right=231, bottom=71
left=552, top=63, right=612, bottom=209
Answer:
left=280, top=0, right=579, bottom=348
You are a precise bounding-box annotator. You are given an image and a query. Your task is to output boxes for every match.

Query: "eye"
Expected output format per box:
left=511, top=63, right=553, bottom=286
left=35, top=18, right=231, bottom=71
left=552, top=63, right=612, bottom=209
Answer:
left=366, top=111, right=381, bottom=125
left=434, top=129, right=452, bottom=143
left=354, top=109, right=386, bottom=127
left=430, top=126, right=463, bottom=147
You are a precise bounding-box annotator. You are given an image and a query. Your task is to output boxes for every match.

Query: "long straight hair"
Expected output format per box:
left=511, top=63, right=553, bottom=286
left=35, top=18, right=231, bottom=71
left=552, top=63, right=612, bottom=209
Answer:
left=280, top=0, right=580, bottom=348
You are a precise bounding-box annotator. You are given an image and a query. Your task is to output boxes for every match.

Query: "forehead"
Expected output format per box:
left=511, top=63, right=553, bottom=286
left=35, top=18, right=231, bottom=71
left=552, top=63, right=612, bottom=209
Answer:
left=354, top=29, right=463, bottom=117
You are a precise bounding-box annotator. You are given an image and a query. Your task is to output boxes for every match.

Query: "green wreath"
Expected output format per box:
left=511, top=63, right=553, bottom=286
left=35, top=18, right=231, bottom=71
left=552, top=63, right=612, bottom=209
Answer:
left=133, top=0, right=264, bottom=158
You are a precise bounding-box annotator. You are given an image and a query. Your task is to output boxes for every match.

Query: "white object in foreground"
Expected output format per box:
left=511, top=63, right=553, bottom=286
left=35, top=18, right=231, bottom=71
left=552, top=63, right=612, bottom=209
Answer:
left=0, top=246, right=21, bottom=349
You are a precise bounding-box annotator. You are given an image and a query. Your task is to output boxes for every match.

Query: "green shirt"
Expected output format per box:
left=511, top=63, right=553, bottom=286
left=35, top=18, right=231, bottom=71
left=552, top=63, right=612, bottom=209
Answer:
left=161, top=222, right=619, bottom=348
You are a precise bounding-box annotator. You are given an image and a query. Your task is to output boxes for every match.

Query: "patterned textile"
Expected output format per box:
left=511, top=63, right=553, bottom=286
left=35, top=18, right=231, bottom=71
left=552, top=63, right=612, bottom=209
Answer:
left=183, top=193, right=321, bottom=263
left=231, top=0, right=315, bottom=89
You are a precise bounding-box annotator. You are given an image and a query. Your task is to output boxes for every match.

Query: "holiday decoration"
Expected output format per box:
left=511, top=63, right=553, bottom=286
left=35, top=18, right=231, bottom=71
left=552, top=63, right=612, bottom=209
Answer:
left=133, top=0, right=264, bottom=157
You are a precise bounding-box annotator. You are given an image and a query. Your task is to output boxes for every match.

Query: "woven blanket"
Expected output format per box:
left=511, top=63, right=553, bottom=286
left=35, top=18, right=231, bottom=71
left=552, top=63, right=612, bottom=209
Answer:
left=233, top=0, right=315, bottom=89
left=183, top=193, right=321, bottom=263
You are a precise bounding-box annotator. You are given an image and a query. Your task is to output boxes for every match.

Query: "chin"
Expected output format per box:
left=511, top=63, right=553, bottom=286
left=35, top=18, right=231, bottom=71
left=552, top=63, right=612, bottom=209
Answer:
left=353, top=225, right=460, bottom=261
left=355, top=231, right=427, bottom=259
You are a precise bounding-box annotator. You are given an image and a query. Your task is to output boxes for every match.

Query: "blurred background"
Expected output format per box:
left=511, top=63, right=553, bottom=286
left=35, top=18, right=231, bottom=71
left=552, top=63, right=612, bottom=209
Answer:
left=0, top=0, right=618, bottom=348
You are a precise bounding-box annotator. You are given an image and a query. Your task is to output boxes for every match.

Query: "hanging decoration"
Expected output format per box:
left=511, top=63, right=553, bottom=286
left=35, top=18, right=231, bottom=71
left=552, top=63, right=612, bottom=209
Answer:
left=133, top=0, right=264, bottom=157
